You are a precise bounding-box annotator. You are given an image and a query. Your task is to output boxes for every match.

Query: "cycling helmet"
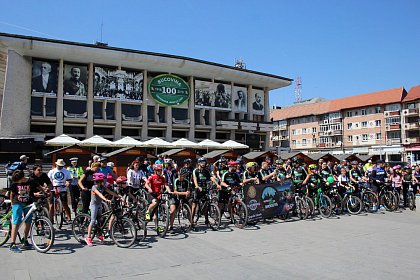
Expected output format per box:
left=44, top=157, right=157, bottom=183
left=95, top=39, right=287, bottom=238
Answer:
left=92, top=173, right=105, bottom=181
left=153, top=164, right=163, bottom=170
left=198, top=157, right=207, bottom=164
left=228, top=161, right=238, bottom=167
left=116, top=176, right=127, bottom=184
left=183, top=158, right=192, bottom=164
left=164, top=158, right=173, bottom=164
left=179, top=168, right=190, bottom=177
left=275, top=159, right=283, bottom=165
left=246, top=162, right=256, bottom=169
left=351, top=161, right=358, bottom=165
left=308, top=164, right=317, bottom=170
left=107, top=162, right=115, bottom=168
left=292, top=157, right=302, bottom=164
left=392, top=165, right=401, bottom=170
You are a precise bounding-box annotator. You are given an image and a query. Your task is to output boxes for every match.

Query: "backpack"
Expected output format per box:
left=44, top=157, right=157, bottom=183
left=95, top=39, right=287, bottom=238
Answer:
left=6, top=162, right=21, bottom=176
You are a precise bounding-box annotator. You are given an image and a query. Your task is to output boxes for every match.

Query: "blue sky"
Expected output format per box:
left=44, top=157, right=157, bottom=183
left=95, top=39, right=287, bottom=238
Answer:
left=1, top=0, right=419, bottom=107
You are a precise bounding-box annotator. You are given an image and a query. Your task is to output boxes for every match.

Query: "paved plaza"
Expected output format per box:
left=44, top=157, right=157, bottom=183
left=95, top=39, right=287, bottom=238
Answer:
left=2, top=206, right=419, bottom=280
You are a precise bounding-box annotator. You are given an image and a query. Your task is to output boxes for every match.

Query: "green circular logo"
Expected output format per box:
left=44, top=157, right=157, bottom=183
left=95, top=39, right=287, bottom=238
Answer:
left=148, top=74, right=190, bottom=106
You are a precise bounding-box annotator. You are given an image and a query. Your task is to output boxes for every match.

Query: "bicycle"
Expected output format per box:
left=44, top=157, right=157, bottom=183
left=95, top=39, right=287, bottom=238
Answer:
left=341, top=186, right=363, bottom=215
left=173, top=196, right=192, bottom=232
left=327, top=184, right=343, bottom=215
left=308, top=184, right=333, bottom=218
left=146, top=192, right=170, bottom=238
left=51, top=186, right=64, bottom=229
left=191, top=184, right=221, bottom=230
left=377, top=182, right=397, bottom=211
left=356, top=181, right=379, bottom=213
left=407, top=183, right=416, bottom=211
left=0, top=200, right=55, bottom=253
left=219, top=185, right=249, bottom=228
left=72, top=199, right=137, bottom=248
left=280, top=189, right=309, bottom=221
left=122, top=203, right=147, bottom=241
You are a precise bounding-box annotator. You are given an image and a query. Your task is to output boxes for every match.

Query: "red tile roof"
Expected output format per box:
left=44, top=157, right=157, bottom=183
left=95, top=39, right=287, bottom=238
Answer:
left=271, top=87, right=407, bottom=120
left=404, top=85, right=420, bottom=102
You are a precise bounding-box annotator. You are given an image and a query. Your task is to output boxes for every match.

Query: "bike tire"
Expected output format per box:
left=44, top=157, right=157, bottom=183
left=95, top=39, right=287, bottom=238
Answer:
left=136, top=219, right=147, bottom=242
left=304, top=196, right=315, bottom=217
left=319, top=194, right=333, bottom=218
left=55, top=199, right=64, bottom=229
left=363, top=191, right=378, bottom=213
left=155, top=203, right=170, bottom=238
left=381, top=191, right=397, bottom=211
left=178, top=203, right=192, bottom=232
left=111, top=217, right=137, bottom=248
left=231, top=200, right=248, bottom=228
left=30, top=216, right=54, bottom=253
left=408, top=192, right=416, bottom=211
left=135, top=197, right=149, bottom=223
left=346, top=196, right=362, bottom=215
left=295, top=197, right=308, bottom=220
left=207, top=203, right=221, bottom=230
left=0, top=214, right=11, bottom=246
left=72, top=213, right=91, bottom=243
left=193, top=202, right=200, bottom=224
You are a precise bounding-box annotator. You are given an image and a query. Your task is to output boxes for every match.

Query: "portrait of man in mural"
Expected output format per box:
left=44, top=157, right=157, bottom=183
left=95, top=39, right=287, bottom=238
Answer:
left=31, top=61, right=58, bottom=94
left=214, top=83, right=230, bottom=108
left=233, top=89, right=247, bottom=112
left=252, top=92, right=264, bottom=111
left=64, top=66, right=87, bottom=96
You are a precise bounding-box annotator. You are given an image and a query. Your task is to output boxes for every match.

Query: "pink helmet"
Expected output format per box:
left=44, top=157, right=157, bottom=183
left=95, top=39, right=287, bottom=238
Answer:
left=392, top=165, right=401, bottom=170
left=92, top=172, right=105, bottom=181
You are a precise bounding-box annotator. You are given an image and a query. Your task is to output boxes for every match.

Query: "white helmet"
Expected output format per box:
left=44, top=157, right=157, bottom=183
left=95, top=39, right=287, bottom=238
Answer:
left=107, top=162, right=115, bottom=168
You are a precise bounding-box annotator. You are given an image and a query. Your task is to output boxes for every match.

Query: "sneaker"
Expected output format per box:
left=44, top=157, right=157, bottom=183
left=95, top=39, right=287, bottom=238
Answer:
left=9, top=243, right=22, bottom=253
left=85, top=237, right=93, bottom=247
left=191, top=225, right=198, bottom=232
left=21, top=238, right=31, bottom=249
left=97, top=235, right=104, bottom=242
left=157, top=226, right=165, bottom=234
left=169, top=227, right=175, bottom=234
left=145, top=211, right=151, bottom=221
left=379, top=205, right=385, bottom=210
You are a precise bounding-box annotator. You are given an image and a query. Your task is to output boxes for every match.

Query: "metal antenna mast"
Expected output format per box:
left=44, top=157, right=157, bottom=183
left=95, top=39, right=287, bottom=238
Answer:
left=295, top=76, right=302, bottom=103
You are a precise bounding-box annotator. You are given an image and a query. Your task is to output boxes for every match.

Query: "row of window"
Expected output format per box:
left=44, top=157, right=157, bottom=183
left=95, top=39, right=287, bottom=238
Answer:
left=347, top=133, right=382, bottom=142
left=347, top=120, right=381, bottom=129
left=346, top=106, right=382, bottom=117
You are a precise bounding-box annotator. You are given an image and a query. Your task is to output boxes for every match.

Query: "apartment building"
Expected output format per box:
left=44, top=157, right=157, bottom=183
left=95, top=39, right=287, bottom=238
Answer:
left=271, top=87, right=420, bottom=164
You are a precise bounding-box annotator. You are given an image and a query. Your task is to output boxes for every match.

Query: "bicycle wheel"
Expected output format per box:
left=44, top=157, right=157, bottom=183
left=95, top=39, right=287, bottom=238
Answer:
left=0, top=214, right=11, bottom=246
left=207, top=203, right=221, bottom=230
left=54, top=199, right=64, bottom=229
left=230, top=200, right=248, bottom=228
left=318, top=195, right=332, bottom=218
left=177, top=203, right=192, bottom=232
left=111, top=217, right=137, bottom=248
left=346, top=196, right=362, bottom=215
left=136, top=219, right=147, bottom=242
left=295, top=197, right=308, bottom=220
left=332, top=193, right=343, bottom=215
left=381, top=191, right=397, bottom=211
left=72, top=213, right=91, bottom=243
left=30, top=216, right=54, bottom=253
left=408, top=192, right=416, bottom=211
left=155, top=203, right=170, bottom=238
left=304, top=196, right=315, bottom=217
left=135, top=197, right=148, bottom=223
left=193, top=202, right=200, bottom=224
left=363, top=191, right=378, bottom=213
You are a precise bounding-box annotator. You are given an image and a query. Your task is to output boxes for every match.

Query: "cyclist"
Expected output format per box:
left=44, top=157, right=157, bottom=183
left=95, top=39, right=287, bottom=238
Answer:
left=163, top=159, right=178, bottom=188
left=319, top=162, right=334, bottom=189
left=98, top=157, right=117, bottom=184
left=78, top=162, right=101, bottom=214
left=402, top=167, right=412, bottom=207
left=30, top=164, right=51, bottom=194
left=144, top=164, right=170, bottom=223
left=302, top=164, right=321, bottom=199
left=85, top=173, right=112, bottom=247
left=67, top=157, right=84, bottom=217
left=168, top=168, right=191, bottom=233
left=258, top=161, right=277, bottom=184
left=291, top=158, right=306, bottom=193
left=127, top=160, right=148, bottom=197
left=191, top=157, right=218, bottom=231
left=106, top=162, right=116, bottom=186
left=9, top=170, right=46, bottom=252
left=274, top=159, right=289, bottom=182
left=337, top=168, right=352, bottom=193
left=413, top=165, right=420, bottom=195
left=243, top=162, right=259, bottom=185
left=219, top=161, right=242, bottom=215
left=48, top=159, right=72, bottom=223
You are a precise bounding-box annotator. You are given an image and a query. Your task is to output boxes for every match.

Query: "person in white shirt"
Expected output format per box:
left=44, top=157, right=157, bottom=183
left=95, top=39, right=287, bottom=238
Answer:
left=48, top=159, right=72, bottom=222
left=127, top=160, right=147, bottom=195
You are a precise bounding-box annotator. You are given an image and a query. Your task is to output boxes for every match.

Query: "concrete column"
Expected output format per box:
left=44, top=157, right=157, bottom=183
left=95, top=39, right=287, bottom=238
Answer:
left=210, top=109, right=216, bottom=140
left=166, top=106, right=172, bottom=141
left=188, top=76, right=195, bottom=140
left=247, top=85, right=253, bottom=121
left=86, top=62, right=94, bottom=137
left=115, top=100, right=122, bottom=140
left=141, top=70, right=148, bottom=140
left=229, top=82, right=234, bottom=120
left=264, top=134, right=270, bottom=151
left=0, top=50, right=31, bottom=136
left=264, top=87, right=270, bottom=122
left=55, top=59, right=64, bottom=135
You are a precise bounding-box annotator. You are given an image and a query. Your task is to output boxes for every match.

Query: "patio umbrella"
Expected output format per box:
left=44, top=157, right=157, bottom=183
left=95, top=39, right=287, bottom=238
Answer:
left=45, top=134, right=81, bottom=147
left=112, top=136, right=143, bottom=148
left=198, top=139, right=223, bottom=153
left=142, top=137, right=174, bottom=154
left=171, top=138, right=199, bottom=148
left=222, top=140, right=249, bottom=149
left=80, top=135, right=114, bottom=153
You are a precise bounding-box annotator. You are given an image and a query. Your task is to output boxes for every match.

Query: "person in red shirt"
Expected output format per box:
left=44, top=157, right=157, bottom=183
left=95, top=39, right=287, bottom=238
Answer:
left=145, top=164, right=170, bottom=221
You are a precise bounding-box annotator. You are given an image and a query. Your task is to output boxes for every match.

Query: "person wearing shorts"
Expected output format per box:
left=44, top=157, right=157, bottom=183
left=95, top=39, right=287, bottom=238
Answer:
left=48, top=159, right=72, bottom=223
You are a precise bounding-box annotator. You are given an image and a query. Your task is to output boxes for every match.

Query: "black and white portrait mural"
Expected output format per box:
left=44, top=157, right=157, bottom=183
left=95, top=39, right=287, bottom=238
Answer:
left=31, top=60, right=58, bottom=95
left=195, top=80, right=231, bottom=110
left=251, top=89, right=265, bottom=115
left=232, top=86, right=247, bottom=113
left=94, top=67, right=143, bottom=102
left=63, top=64, right=88, bottom=97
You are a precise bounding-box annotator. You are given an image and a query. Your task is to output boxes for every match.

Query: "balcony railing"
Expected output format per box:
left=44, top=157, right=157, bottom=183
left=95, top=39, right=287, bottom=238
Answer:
left=216, top=120, right=239, bottom=129
left=404, top=123, right=420, bottom=130
left=402, top=108, right=419, bottom=116
left=385, top=124, right=401, bottom=131
left=403, top=137, right=420, bottom=145
left=386, top=138, right=401, bottom=145
left=384, top=110, right=400, bottom=117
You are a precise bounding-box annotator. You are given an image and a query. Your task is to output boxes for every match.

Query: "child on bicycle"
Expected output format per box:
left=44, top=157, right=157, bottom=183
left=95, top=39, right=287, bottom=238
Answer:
left=145, top=164, right=170, bottom=223
left=85, top=173, right=111, bottom=247
left=168, top=168, right=191, bottom=233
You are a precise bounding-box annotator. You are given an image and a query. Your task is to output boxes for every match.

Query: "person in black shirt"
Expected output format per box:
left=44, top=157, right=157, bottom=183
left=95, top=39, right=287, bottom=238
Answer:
left=78, top=162, right=101, bottom=214
left=219, top=161, right=242, bottom=213
left=30, top=164, right=51, bottom=192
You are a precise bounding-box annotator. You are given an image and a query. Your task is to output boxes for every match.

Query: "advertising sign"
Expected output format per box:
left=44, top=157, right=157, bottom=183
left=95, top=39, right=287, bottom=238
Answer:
left=149, top=74, right=190, bottom=106
left=243, top=180, right=293, bottom=222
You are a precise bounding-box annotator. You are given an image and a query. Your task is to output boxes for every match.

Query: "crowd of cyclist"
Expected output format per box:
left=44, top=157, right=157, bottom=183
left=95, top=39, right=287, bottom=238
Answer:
left=3, top=153, right=420, bottom=253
